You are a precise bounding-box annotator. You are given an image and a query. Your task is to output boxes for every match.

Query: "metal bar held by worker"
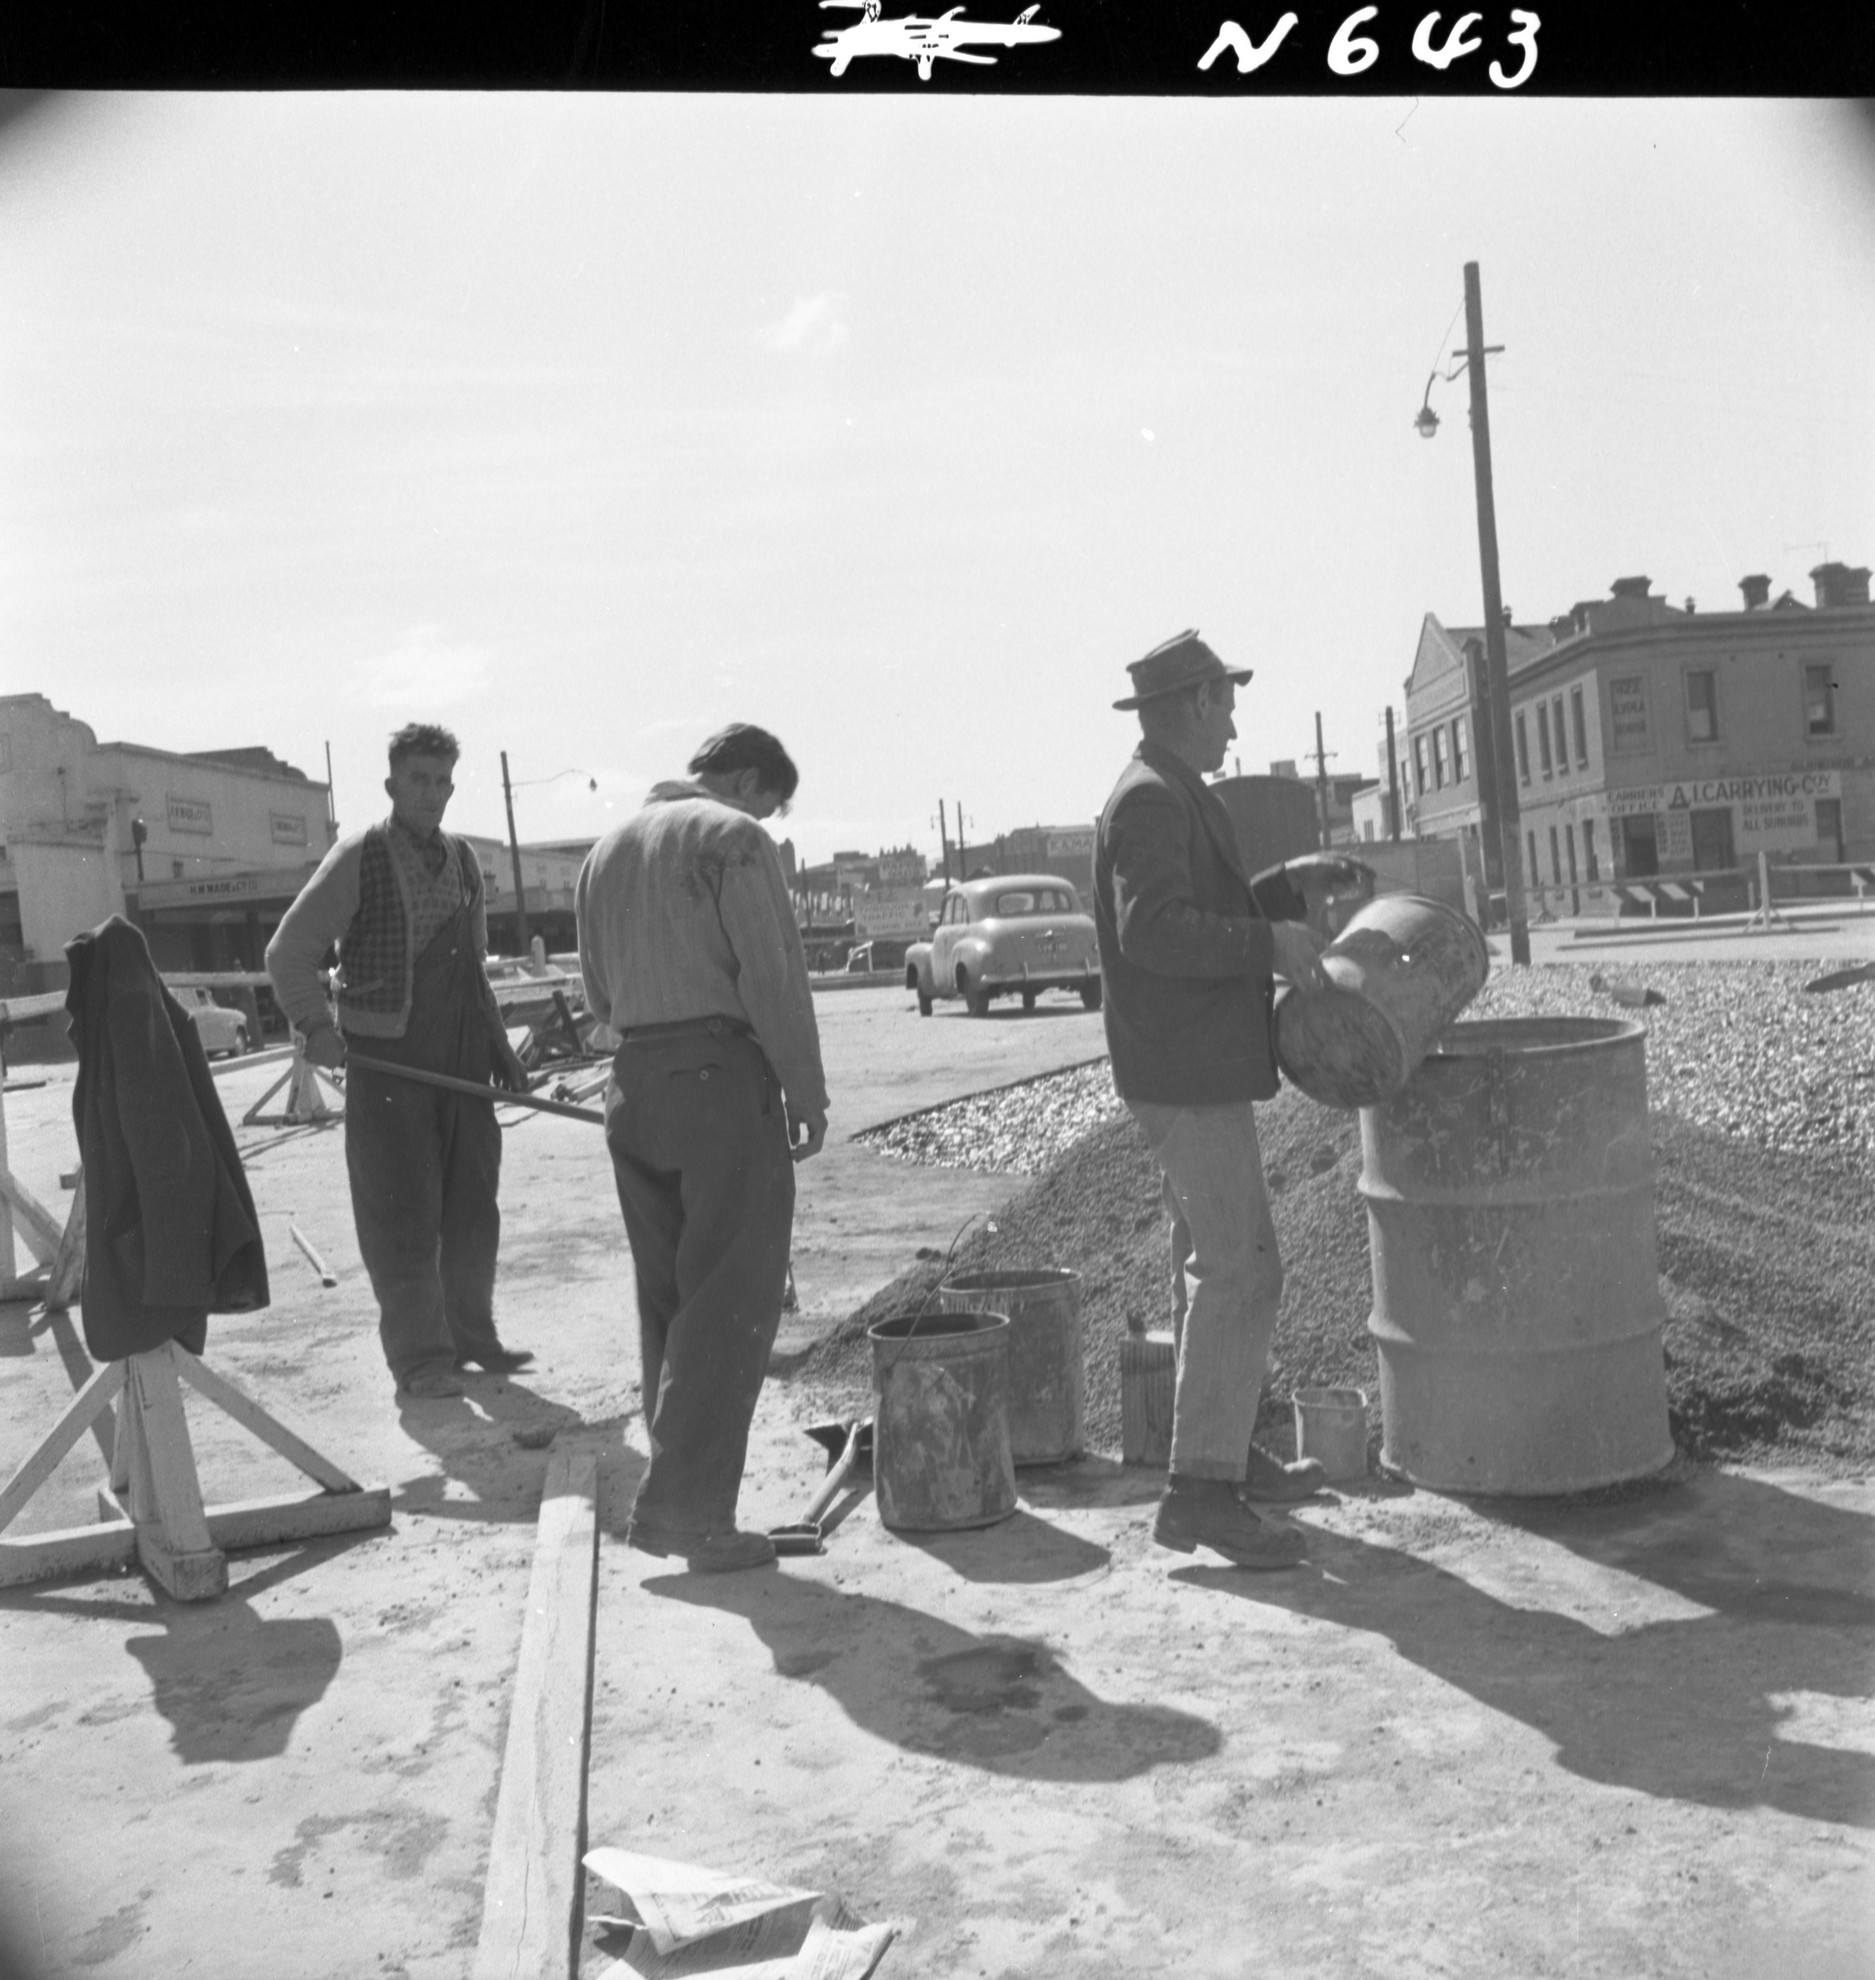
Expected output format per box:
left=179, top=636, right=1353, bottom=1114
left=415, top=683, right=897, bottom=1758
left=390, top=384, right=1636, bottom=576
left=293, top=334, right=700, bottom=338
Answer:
left=346, top=1053, right=607, bottom=1126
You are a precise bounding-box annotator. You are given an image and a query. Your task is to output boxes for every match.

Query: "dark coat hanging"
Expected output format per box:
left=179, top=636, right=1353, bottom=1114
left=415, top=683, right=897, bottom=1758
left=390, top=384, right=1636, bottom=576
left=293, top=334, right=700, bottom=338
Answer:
left=65, top=916, right=270, bottom=1361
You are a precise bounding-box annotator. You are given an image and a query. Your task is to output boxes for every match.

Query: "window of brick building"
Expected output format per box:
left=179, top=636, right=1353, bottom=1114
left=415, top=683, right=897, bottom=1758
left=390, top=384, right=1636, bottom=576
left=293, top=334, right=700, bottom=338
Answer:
left=1805, top=663, right=1837, bottom=738
left=1453, top=715, right=1469, bottom=782
left=1537, top=703, right=1553, bottom=775
left=1431, top=727, right=1449, bottom=787
left=1515, top=711, right=1530, bottom=784
left=1685, top=668, right=1720, bottom=742
left=1571, top=685, right=1588, bottom=766
left=1413, top=734, right=1428, bottom=795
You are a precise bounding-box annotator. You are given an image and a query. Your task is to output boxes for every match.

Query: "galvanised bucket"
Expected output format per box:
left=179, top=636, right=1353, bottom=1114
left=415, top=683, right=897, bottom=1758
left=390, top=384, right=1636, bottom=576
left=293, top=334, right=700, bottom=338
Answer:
left=867, top=1310, right=1018, bottom=1532
left=1275, top=893, right=1490, bottom=1111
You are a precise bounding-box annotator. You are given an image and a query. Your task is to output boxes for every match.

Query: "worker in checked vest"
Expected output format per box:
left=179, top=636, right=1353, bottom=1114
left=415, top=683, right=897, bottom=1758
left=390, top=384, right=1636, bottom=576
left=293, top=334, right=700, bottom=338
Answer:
left=267, top=722, right=533, bottom=1400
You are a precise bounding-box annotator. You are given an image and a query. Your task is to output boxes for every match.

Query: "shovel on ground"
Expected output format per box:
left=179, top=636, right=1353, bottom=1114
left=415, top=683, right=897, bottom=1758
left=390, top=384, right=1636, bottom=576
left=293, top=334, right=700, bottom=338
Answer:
left=1802, top=962, right=1875, bottom=995
left=769, top=1418, right=874, bottom=1557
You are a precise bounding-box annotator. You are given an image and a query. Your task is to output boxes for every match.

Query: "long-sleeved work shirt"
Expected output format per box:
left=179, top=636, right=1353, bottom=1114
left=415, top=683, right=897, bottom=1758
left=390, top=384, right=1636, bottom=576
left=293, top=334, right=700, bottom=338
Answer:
left=575, top=781, right=829, bottom=1118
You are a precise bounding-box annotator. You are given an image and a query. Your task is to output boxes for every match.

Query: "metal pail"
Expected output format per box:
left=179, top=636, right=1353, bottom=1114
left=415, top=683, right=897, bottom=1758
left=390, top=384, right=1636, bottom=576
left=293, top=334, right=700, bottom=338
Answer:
left=867, top=1310, right=1018, bottom=1532
left=1361, top=1016, right=1674, bottom=1495
left=1292, top=1386, right=1369, bottom=1482
left=1275, top=893, right=1490, bottom=1111
left=935, top=1268, right=1084, bottom=1465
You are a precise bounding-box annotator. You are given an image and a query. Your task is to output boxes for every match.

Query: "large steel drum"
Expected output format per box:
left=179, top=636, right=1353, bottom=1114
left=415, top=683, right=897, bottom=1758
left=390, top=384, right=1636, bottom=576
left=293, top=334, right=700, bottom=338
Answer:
left=1360, top=1015, right=1674, bottom=1495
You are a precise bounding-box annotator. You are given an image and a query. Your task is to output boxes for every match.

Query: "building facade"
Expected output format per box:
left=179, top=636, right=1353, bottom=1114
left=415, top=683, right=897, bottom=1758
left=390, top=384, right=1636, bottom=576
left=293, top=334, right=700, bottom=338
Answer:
left=1402, top=562, right=1875, bottom=913
left=0, top=694, right=336, bottom=990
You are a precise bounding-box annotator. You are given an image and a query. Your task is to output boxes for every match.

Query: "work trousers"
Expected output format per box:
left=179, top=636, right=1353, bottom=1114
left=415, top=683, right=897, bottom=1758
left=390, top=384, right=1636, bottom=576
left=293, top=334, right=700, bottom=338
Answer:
left=344, top=908, right=505, bottom=1384
left=604, top=1023, right=795, bottom=1534
left=1127, top=1097, right=1285, bottom=1483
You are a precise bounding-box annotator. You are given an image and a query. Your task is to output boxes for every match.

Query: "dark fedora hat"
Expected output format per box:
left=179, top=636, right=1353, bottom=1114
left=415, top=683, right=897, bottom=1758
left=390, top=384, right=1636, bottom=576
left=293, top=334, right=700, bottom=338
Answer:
left=1112, top=629, right=1252, bottom=710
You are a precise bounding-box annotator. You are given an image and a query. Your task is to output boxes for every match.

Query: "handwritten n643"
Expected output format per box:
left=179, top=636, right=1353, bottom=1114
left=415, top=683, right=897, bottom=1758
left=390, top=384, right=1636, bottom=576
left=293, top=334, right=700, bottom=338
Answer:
left=1200, top=10, right=1540, bottom=88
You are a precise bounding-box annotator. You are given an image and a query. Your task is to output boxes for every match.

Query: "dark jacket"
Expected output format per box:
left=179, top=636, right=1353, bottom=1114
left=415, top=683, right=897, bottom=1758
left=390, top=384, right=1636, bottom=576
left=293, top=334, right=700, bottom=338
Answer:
left=65, top=917, right=270, bottom=1361
left=1094, top=742, right=1289, bottom=1106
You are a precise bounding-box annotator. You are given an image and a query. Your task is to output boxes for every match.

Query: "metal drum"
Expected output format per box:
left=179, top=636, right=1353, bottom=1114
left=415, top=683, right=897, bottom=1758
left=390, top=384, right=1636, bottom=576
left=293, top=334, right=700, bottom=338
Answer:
left=936, top=1268, right=1084, bottom=1465
left=868, top=1311, right=1018, bottom=1532
left=1275, top=893, right=1490, bottom=1111
left=1360, top=1016, right=1674, bottom=1495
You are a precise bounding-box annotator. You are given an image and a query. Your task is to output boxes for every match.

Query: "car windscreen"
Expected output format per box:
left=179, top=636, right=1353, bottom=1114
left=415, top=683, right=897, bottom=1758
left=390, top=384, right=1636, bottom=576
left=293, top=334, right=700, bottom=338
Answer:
left=991, top=889, right=1074, bottom=917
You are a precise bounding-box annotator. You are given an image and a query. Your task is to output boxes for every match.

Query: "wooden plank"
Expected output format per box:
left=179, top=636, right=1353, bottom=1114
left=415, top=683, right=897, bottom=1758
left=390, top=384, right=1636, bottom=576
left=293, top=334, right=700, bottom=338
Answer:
left=125, top=1347, right=226, bottom=1601
left=0, top=1518, right=137, bottom=1587
left=0, top=1168, right=63, bottom=1267
left=171, top=1344, right=362, bottom=1492
left=471, top=1447, right=599, bottom=1980
left=44, top=1172, right=86, bottom=1312
left=0, top=1361, right=124, bottom=1535
left=99, top=1483, right=393, bottom=1550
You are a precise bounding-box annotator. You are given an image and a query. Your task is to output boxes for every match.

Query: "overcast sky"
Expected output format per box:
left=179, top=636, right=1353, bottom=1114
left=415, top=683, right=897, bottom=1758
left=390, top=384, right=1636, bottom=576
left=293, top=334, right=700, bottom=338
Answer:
left=2, top=93, right=1871, bottom=864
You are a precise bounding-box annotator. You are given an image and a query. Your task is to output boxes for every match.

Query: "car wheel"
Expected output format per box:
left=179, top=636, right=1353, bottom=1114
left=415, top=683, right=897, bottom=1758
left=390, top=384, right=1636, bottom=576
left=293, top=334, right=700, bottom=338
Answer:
left=916, top=983, right=934, bottom=1016
left=1080, top=979, right=1103, bottom=1011
left=961, top=972, right=991, bottom=1018
left=1021, top=990, right=1038, bottom=1012
left=231, top=1025, right=249, bottom=1057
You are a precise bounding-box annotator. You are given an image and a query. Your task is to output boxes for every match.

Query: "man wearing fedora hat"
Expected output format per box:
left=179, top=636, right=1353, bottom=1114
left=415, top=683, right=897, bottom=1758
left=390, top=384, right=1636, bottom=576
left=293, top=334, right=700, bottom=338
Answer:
left=1095, top=629, right=1332, bottom=1569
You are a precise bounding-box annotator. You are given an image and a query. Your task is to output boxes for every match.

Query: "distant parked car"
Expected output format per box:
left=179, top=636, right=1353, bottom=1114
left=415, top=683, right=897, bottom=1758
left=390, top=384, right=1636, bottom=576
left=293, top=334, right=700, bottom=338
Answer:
left=904, top=874, right=1101, bottom=1017
left=177, top=986, right=249, bottom=1058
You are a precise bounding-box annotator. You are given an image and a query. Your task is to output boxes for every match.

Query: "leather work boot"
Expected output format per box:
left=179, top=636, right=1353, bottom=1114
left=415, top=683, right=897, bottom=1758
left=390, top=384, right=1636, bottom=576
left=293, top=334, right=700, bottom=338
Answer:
left=1242, top=1443, right=1328, bottom=1503
left=454, top=1346, right=536, bottom=1374
left=398, top=1366, right=466, bottom=1400
left=1152, top=1475, right=1307, bottom=1569
left=628, top=1523, right=778, bottom=1573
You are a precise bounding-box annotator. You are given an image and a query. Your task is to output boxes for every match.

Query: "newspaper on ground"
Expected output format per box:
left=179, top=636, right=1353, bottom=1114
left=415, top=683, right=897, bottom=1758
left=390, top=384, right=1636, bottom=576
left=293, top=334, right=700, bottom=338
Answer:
left=584, top=1847, right=900, bottom=1980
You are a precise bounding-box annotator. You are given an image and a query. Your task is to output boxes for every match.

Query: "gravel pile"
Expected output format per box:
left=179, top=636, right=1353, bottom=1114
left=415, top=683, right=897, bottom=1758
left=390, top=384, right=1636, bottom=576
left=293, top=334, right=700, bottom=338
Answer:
left=857, top=1061, right=1124, bottom=1174
left=799, top=959, right=1875, bottom=1475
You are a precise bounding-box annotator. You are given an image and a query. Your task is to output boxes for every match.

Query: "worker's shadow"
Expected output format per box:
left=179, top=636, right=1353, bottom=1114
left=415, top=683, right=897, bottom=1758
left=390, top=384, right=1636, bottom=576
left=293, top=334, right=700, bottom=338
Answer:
left=1188, top=1469, right=1875, bottom=1827
left=652, top=1570, right=1217, bottom=1783
left=0, top=1537, right=374, bottom=1766
left=393, top=1380, right=639, bottom=1526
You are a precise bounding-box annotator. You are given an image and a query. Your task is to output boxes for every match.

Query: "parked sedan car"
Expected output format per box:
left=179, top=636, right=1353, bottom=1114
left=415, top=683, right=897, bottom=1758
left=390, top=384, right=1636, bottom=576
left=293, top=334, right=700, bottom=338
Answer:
left=904, top=874, right=1101, bottom=1017
left=177, top=985, right=249, bottom=1058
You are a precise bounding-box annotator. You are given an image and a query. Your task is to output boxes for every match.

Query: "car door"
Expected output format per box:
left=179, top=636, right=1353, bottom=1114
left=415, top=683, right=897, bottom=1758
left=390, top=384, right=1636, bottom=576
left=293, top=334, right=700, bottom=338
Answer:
left=930, top=894, right=963, bottom=981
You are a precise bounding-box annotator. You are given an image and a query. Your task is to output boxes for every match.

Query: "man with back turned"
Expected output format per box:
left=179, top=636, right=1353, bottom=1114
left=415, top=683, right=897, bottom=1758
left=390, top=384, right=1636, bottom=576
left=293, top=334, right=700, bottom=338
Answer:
left=1095, top=631, right=1332, bottom=1569
left=575, top=723, right=828, bottom=1574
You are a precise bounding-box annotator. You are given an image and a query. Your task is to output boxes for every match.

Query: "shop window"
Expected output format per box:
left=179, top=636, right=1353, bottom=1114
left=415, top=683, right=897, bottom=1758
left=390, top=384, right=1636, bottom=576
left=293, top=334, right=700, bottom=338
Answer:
left=1805, top=663, right=1837, bottom=738
left=1548, top=824, right=1562, bottom=883
left=1685, top=668, right=1720, bottom=742
left=1526, top=831, right=1538, bottom=885
left=1452, top=715, right=1469, bottom=782
left=1431, top=727, right=1449, bottom=788
left=1621, top=816, right=1659, bottom=878
left=1515, top=711, right=1530, bottom=784
left=1583, top=821, right=1599, bottom=881
left=1536, top=703, right=1553, bottom=775
left=1816, top=797, right=1845, bottom=861
left=1565, top=827, right=1579, bottom=884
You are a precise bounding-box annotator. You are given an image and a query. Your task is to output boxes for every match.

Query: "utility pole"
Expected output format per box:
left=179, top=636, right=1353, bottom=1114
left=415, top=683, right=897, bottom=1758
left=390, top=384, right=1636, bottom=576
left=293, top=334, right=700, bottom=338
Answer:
left=936, top=801, right=952, bottom=885
left=1311, top=713, right=1336, bottom=850
left=955, top=799, right=967, bottom=878
left=323, top=740, right=338, bottom=839
left=1461, top=259, right=1530, bottom=964
left=500, top=749, right=530, bottom=959
left=1464, top=638, right=1506, bottom=909
left=1383, top=708, right=1401, bottom=844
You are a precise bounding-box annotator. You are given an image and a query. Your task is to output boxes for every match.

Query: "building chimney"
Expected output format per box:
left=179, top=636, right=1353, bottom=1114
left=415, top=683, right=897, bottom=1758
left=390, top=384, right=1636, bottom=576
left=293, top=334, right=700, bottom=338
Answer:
left=1738, top=573, right=1771, bottom=610
left=1609, top=575, right=1652, bottom=601
left=1811, top=561, right=1872, bottom=610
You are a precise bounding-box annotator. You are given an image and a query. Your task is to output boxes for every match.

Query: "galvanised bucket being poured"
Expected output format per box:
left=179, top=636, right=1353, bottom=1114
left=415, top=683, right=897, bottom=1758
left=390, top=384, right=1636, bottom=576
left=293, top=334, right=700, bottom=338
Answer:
left=1274, top=893, right=1490, bottom=1112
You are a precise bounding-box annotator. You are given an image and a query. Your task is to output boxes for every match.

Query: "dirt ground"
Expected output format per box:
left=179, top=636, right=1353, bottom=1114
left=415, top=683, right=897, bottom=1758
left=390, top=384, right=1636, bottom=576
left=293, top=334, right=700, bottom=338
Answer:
left=2, top=966, right=1872, bottom=1979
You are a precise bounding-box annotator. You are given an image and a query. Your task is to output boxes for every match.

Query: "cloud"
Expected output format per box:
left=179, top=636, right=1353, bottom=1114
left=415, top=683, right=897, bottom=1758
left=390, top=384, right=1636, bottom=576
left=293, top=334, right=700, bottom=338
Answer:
left=754, top=294, right=849, bottom=353
left=344, top=624, right=493, bottom=708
